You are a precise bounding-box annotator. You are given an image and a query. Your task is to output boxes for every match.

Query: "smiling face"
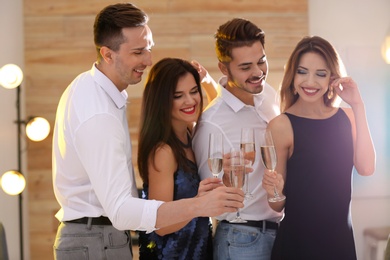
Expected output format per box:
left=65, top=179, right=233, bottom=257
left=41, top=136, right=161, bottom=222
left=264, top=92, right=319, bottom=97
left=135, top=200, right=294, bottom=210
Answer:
left=171, top=73, right=201, bottom=129
left=101, top=25, right=154, bottom=91
left=293, top=52, right=331, bottom=104
left=219, top=41, right=268, bottom=103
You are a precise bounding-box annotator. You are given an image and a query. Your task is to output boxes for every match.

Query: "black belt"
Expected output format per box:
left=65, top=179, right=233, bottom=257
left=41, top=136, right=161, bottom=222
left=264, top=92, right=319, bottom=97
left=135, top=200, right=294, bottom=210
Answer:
left=65, top=216, right=112, bottom=225
left=221, top=220, right=279, bottom=230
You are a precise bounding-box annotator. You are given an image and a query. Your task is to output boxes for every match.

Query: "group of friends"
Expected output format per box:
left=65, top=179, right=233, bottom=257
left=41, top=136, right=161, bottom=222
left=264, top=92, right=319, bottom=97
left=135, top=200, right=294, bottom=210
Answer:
left=51, top=3, right=376, bottom=260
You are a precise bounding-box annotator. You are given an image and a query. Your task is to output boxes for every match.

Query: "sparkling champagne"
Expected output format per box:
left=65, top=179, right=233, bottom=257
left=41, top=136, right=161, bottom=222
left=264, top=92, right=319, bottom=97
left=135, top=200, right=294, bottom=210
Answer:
left=208, top=157, right=222, bottom=176
left=260, top=145, right=276, bottom=171
left=230, top=165, right=245, bottom=188
left=240, top=143, right=256, bottom=166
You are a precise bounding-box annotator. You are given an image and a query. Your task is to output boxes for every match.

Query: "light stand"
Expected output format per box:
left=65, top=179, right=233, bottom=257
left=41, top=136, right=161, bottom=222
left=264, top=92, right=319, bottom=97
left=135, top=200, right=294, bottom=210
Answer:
left=17, top=84, right=24, bottom=260
left=0, top=64, right=50, bottom=260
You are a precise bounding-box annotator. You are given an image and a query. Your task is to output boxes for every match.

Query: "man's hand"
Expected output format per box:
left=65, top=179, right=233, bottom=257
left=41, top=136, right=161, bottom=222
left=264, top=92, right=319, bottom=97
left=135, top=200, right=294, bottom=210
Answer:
left=191, top=60, right=211, bottom=83
left=194, top=186, right=245, bottom=217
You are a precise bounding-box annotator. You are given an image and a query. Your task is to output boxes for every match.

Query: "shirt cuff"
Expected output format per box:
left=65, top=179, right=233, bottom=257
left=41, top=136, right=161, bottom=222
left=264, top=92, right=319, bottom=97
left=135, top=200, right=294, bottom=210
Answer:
left=140, top=199, right=164, bottom=233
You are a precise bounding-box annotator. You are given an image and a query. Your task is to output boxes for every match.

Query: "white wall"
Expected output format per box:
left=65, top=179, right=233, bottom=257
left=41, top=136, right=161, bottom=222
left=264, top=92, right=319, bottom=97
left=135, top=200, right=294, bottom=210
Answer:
left=0, top=0, right=29, bottom=259
left=0, top=1, right=389, bottom=259
left=309, top=0, right=390, bottom=259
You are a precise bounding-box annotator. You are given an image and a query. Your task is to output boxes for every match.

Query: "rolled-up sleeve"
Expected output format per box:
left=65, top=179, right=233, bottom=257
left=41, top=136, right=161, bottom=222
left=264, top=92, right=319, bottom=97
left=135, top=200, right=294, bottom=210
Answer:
left=74, top=113, right=164, bottom=231
left=115, top=198, right=164, bottom=232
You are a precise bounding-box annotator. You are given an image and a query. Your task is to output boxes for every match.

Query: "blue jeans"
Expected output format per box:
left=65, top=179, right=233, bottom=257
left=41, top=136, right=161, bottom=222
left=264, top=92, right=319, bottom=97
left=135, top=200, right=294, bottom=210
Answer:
left=53, top=222, right=132, bottom=259
left=214, top=221, right=277, bottom=260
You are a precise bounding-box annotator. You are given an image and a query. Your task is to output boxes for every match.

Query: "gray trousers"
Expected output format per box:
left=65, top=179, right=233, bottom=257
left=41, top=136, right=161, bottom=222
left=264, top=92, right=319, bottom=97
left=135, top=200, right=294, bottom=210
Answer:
left=53, top=220, right=132, bottom=260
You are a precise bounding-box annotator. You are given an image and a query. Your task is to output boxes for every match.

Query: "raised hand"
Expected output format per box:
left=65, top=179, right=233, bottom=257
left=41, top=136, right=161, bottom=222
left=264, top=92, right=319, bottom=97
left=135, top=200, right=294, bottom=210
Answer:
left=191, top=60, right=218, bottom=102
left=190, top=60, right=210, bottom=83
left=331, top=77, right=363, bottom=107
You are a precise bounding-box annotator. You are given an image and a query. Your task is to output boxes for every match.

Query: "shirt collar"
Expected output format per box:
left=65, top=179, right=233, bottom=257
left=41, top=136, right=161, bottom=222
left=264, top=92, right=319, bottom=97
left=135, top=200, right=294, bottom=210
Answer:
left=218, top=76, right=279, bottom=123
left=218, top=76, right=247, bottom=113
left=254, top=85, right=280, bottom=123
left=91, top=63, right=128, bottom=109
left=218, top=76, right=267, bottom=112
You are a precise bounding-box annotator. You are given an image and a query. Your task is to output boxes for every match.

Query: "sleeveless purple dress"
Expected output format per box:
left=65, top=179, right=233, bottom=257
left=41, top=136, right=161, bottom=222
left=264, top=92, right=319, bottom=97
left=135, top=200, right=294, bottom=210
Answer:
left=271, top=109, right=357, bottom=260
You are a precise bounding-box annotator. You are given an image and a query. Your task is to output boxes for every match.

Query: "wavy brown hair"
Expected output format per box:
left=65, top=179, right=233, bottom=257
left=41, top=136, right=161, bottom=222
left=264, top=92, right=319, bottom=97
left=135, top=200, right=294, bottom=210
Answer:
left=280, top=36, right=346, bottom=112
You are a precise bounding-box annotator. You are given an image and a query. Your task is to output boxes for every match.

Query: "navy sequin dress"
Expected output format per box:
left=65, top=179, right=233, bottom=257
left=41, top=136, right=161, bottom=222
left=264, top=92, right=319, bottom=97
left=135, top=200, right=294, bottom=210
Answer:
left=138, top=159, right=212, bottom=260
left=271, top=109, right=357, bottom=260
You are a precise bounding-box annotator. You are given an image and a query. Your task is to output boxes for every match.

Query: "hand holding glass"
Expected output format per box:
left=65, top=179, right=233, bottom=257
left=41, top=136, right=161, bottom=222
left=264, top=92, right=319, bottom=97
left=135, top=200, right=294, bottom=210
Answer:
left=226, top=148, right=247, bottom=223
left=260, top=130, right=286, bottom=203
left=208, top=133, right=223, bottom=178
left=240, top=127, right=255, bottom=200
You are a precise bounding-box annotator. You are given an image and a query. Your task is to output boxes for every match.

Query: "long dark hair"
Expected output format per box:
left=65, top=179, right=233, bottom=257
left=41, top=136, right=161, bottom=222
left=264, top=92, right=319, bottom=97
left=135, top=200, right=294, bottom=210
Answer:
left=138, top=58, right=203, bottom=184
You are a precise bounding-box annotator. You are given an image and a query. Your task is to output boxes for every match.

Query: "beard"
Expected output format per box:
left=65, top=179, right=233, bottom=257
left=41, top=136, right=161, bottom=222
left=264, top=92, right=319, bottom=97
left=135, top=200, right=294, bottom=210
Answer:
left=226, top=69, right=266, bottom=95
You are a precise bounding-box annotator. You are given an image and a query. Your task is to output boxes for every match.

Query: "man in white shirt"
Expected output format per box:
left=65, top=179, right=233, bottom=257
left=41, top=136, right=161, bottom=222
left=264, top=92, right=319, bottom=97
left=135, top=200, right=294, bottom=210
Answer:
left=52, top=4, right=244, bottom=259
left=192, top=18, right=284, bottom=260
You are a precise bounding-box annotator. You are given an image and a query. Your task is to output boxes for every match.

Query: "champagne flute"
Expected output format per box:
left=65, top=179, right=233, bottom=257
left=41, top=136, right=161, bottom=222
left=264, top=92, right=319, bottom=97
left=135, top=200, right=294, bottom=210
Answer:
left=208, top=133, right=223, bottom=178
left=260, top=130, right=286, bottom=203
left=240, top=127, right=256, bottom=200
left=227, top=148, right=247, bottom=223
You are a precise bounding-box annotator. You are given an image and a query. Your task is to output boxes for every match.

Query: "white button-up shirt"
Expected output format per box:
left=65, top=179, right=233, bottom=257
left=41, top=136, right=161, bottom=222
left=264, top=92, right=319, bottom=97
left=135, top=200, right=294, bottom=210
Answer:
left=52, top=64, right=163, bottom=232
left=192, top=76, right=283, bottom=222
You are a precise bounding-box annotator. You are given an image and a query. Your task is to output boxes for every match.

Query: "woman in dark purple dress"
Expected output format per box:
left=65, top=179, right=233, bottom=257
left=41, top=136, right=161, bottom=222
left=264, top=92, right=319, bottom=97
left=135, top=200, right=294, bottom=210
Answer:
left=262, top=36, right=376, bottom=260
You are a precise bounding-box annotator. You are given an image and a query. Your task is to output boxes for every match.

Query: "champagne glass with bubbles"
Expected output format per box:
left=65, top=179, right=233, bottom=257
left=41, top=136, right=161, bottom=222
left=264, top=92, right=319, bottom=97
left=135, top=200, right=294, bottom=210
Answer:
left=260, top=130, right=286, bottom=203
left=208, top=133, right=223, bottom=178
left=240, top=127, right=256, bottom=200
left=226, top=148, right=247, bottom=223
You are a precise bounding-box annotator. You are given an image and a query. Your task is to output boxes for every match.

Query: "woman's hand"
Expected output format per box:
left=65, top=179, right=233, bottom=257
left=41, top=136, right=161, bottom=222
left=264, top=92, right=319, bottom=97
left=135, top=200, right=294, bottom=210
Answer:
left=262, top=169, right=285, bottom=198
left=332, top=77, right=363, bottom=108
left=197, top=177, right=223, bottom=197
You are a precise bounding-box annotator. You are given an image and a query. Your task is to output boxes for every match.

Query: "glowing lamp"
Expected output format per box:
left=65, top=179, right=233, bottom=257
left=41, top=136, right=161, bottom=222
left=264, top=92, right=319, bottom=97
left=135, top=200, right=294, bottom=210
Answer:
left=1, top=170, right=26, bottom=195
left=0, top=64, right=23, bottom=89
left=26, top=117, right=51, bottom=141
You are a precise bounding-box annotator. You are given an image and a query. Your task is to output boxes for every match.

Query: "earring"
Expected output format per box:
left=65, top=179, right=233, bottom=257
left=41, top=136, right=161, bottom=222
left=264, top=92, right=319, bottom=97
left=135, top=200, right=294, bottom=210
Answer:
left=327, top=86, right=334, bottom=99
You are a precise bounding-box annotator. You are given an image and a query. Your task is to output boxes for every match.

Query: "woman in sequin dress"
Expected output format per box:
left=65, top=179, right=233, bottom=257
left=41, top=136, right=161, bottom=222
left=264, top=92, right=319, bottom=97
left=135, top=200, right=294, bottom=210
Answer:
left=137, top=58, right=218, bottom=260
